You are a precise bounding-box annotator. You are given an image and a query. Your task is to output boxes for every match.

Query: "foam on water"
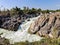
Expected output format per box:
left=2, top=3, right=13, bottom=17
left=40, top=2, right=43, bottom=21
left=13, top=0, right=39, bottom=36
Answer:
left=0, top=16, right=42, bottom=44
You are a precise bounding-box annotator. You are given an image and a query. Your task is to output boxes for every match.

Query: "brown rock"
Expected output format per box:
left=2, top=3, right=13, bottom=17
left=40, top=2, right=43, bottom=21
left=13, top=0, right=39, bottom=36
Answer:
left=28, top=12, right=60, bottom=38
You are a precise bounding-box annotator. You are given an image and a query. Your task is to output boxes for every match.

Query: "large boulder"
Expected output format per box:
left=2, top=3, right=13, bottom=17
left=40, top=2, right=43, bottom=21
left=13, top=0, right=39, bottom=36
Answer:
left=28, top=12, right=60, bottom=38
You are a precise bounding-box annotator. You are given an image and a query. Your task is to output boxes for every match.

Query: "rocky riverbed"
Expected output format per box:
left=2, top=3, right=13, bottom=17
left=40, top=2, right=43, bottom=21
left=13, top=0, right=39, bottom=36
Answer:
left=0, top=14, right=39, bottom=31
left=0, top=12, right=60, bottom=45
left=0, top=16, right=42, bottom=44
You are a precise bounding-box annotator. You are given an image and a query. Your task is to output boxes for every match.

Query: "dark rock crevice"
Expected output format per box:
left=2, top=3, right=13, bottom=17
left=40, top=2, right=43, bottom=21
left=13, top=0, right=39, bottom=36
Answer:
left=41, top=18, right=49, bottom=28
left=52, top=17, right=57, bottom=26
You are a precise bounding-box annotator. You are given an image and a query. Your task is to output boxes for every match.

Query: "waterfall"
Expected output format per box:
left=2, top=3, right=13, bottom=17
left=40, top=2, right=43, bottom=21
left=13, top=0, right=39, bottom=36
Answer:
left=0, top=16, right=42, bottom=44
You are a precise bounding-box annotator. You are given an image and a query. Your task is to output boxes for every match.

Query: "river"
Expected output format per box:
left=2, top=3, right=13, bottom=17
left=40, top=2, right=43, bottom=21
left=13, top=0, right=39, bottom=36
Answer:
left=0, top=15, right=42, bottom=44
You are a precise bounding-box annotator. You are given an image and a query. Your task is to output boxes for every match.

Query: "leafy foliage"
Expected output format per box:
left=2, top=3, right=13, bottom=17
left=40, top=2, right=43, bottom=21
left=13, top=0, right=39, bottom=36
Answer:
left=0, top=6, right=57, bottom=17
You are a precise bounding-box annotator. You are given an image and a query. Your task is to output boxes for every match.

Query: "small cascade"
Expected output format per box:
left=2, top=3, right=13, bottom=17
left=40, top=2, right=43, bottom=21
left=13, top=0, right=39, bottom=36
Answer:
left=0, top=16, right=42, bottom=44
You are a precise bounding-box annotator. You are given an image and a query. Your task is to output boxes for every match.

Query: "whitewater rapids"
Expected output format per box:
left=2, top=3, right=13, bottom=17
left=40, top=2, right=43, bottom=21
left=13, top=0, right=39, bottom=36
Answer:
left=0, top=16, right=42, bottom=44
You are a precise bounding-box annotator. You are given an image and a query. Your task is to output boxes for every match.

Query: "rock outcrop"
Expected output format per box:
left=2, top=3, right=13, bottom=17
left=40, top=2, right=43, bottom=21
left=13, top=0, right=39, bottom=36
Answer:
left=28, top=12, right=60, bottom=38
left=1, top=15, right=21, bottom=31
left=0, top=15, right=11, bottom=28
left=0, top=15, right=21, bottom=31
left=0, top=14, right=39, bottom=31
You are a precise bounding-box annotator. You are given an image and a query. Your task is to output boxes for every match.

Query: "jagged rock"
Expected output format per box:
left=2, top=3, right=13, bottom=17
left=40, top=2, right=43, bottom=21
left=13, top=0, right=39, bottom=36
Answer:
left=0, top=14, right=39, bottom=31
left=0, top=14, right=22, bottom=31
left=0, top=15, right=11, bottom=28
left=28, top=12, right=60, bottom=38
left=2, top=16, right=21, bottom=31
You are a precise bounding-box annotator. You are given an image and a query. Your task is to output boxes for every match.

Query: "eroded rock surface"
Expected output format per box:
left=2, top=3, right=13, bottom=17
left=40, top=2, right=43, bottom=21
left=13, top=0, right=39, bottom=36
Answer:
left=28, top=12, right=60, bottom=38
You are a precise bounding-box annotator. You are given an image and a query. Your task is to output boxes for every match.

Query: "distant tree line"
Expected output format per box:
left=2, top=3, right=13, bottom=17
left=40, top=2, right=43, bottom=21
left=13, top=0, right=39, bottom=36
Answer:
left=0, top=6, right=60, bottom=17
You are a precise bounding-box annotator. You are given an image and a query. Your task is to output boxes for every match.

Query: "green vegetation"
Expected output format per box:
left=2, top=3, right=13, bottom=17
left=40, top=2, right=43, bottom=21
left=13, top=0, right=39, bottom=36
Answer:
left=0, top=6, right=58, bottom=17
left=12, top=41, right=41, bottom=45
left=0, top=36, right=60, bottom=45
left=11, top=37, right=60, bottom=45
left=40, top=37, right=60, bottom=45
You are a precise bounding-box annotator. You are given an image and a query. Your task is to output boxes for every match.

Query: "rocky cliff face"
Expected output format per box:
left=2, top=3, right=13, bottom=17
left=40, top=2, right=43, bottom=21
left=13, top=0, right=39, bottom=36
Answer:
left=28, top=12, right=60, bottom=38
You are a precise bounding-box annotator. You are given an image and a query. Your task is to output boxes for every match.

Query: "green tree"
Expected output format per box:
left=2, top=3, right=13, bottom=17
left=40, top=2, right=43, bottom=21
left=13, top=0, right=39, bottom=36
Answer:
left=37, top=8, right=41, bottom=12
left=10, top=6, right=23, bottom=16
left=28, top=8, right=37, bottom=14
left=23, top=7, right=29, bottom=14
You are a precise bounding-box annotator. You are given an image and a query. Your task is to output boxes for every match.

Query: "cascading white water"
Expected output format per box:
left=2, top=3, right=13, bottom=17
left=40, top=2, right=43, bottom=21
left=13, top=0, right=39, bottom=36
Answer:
left=0, top=16, right=42, bottom=44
